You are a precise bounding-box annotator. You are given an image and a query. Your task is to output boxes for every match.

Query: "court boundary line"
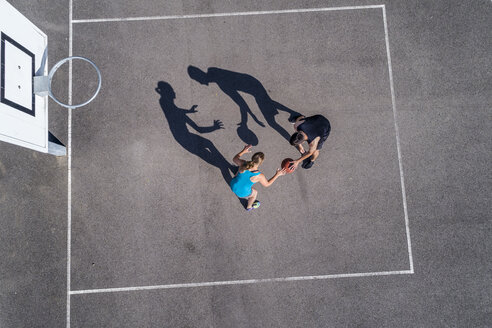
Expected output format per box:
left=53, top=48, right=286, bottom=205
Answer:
left=67, top=4, right=413, bottom=302
left=382, top=5, right=414, bottom=273
left=71, top=270, right=413, bottom=295
left=66, top=1, right=73, bottom=327
left=71, top=5, right=385, bottom=24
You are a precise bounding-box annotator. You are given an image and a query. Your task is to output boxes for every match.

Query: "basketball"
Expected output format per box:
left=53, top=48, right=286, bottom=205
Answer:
left=281, top=158, right=296, bottom=173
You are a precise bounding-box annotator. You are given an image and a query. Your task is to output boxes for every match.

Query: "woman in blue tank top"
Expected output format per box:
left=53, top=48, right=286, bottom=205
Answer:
left=230, top=145, right=286, bottom=211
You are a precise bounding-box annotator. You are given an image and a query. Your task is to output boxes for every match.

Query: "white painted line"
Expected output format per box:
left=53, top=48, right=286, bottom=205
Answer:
left=72, top=5, right=385, bottom=24
left=66, top=1, right=73, bottom=327
left=67, top=5, right=414, bottom=302
left=70, top=270, right=413, bottom=295
left=382, top=5, right=414, bottom=273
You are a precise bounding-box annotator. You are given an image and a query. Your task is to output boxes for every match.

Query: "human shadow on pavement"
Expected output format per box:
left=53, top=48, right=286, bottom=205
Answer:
left=188, top=66, right=302, bottom=146
left=156, top=81, right=235, bottom=185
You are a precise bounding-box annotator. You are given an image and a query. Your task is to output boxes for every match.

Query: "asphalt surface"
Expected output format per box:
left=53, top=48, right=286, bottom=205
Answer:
left=0, top=0, right=490, bottom=327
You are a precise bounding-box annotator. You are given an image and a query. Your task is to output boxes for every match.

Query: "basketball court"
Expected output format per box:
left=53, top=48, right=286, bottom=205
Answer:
left=1, top=0, right=490, bottom=327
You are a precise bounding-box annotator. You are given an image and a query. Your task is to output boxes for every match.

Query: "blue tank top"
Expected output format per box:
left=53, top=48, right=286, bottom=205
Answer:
left=230, top=170, right=261, bottom=198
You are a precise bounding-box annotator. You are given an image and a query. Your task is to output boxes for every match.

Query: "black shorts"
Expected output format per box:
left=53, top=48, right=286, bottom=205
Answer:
left=318, top=120, right=331, bottom=149
left=317, top=133, right=329, bottom=150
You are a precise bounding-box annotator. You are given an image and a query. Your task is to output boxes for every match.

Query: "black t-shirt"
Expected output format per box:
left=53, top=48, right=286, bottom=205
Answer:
left=298, top=115, right=331, bottom=143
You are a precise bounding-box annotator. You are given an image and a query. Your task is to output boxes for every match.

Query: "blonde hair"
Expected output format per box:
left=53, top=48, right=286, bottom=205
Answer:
left=241, top=152, right=264, bottom=172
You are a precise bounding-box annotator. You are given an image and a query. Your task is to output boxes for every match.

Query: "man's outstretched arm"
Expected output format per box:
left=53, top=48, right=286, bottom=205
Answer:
left=292, top=138, right=319, bottom=168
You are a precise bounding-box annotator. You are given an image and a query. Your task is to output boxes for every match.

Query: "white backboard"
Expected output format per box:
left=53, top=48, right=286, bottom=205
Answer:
left=0, top=0, right=48, bottom=153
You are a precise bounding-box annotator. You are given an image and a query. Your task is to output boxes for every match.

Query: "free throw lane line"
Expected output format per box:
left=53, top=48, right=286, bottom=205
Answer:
left=72, top=5, right=385, bottom=24
left=71, top=270, right=413, bottom=295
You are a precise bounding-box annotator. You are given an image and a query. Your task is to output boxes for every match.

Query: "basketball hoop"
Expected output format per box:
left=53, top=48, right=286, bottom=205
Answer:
left=34, top=56, right=102, bottom=109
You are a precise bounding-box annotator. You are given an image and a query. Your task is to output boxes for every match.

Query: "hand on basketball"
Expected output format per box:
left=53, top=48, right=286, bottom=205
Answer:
left=189, top=105, right=198, bottom=113
left=277, top=168, right=288, bottom=176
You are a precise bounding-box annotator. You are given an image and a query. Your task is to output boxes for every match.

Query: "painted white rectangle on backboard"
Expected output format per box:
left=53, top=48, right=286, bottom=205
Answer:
left=4, top=41, right=33, bottom=110
left=0, top=0, right=48, bottom=152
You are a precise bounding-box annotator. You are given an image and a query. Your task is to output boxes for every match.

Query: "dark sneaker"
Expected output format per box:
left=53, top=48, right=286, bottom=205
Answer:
left=302, top=160, right=314, bottom=169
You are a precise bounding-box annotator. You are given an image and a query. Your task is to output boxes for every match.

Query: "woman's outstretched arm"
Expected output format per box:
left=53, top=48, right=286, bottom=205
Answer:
left=254, top=168, right=286, bottom=187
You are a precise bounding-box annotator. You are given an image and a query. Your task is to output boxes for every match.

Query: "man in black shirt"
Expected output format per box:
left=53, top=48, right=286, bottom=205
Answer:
left=289, top=114, right=331, bottom=169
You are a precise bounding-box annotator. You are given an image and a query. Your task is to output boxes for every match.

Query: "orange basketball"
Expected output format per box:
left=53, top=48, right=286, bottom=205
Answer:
left=281, top=158, right=296, bottom=173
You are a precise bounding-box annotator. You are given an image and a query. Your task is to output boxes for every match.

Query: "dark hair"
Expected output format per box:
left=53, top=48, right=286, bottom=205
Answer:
left=290, top=132, right=305, bottom=146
